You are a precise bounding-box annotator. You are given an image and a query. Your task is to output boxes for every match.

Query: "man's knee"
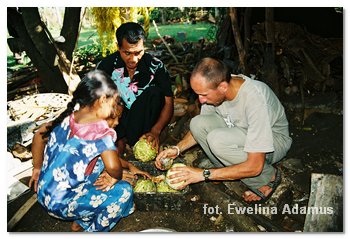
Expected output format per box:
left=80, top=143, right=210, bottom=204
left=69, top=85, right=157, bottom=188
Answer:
left=207, top=129, right=247, bottom=165
left=189, top=115, right=203, bottom=133
left=206, top=130, right=226, bottom=156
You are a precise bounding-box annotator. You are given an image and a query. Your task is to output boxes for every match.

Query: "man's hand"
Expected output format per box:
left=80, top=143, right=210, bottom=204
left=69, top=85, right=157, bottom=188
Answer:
left=166, top=166, right=204, bottom=190
left=155, top=147, right=178, bottom=170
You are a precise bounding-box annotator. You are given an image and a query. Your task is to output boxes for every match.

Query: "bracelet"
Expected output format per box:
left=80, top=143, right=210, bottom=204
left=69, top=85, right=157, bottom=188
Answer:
left=171, top=145, right=181, bottom=157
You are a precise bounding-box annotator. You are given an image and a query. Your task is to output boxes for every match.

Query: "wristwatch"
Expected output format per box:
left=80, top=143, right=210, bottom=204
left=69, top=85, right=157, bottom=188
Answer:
left=203, top=169, right=211, bottom=182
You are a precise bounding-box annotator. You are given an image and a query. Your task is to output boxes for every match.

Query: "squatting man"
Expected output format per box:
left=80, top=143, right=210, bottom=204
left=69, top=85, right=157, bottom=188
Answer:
left=155, top=57, right=292, bottom=203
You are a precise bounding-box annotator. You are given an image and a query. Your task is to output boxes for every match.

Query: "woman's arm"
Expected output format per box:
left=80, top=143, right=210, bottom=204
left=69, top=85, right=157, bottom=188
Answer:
left=95, top=153, right=151, bottom=190
left=29, top=123, right=50, bottom=191
left=119, top=158, right=151, bottom=179
left=94, top=150, right=123, bottom=191
left=100, top=150, right=123, bottom=180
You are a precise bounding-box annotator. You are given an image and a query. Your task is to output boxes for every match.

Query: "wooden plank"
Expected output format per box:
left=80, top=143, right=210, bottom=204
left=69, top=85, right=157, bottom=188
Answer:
left=303, top=173, right=343, bottom=232
left=8, top=194, right=37, bottom=231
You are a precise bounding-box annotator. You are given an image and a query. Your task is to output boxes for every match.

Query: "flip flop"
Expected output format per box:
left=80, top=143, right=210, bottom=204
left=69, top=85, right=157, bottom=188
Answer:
left=244, top=167, right=282, bottom=204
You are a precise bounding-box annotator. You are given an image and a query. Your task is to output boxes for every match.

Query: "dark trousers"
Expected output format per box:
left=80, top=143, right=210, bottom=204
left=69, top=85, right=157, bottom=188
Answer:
left=116, top=86, right=165, bottom=146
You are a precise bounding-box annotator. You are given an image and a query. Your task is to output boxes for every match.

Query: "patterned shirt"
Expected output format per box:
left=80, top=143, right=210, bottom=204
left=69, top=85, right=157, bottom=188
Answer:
left=97, top=52, right=172, bottom=109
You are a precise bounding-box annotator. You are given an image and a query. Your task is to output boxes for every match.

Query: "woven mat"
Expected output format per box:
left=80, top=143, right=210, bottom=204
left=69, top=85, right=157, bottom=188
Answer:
left=7, top=93, right=72, bottom=127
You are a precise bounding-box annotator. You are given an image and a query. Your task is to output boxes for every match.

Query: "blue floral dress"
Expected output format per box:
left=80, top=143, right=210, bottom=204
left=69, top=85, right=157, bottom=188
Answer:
left=36, top=116, right=134, bottom=232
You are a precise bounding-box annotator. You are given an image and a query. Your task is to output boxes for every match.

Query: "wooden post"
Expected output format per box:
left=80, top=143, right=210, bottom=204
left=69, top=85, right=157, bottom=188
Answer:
left=243, top=8, right=252, bottom=63
left=262, top=7, right=279, bottom=96
left=229, top=7, right=246, bottom=73
left=265, top=8, right=275, bottom=52
left=303, top=173, right=343, bottom=232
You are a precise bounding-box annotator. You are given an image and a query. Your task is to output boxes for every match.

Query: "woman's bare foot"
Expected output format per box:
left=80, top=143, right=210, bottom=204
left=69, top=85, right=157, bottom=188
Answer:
left=71, top=221, right=83, bottom=232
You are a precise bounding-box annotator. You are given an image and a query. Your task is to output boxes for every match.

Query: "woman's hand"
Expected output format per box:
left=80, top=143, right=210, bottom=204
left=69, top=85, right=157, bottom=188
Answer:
left=28, top=168, right=41, bottom=192
left=119, top=167, right=151, bottom=186
left=120, top=164, right=151, bottom=186
left=120, top=170, right=137, bottom=186
left=94, top=171, right=118, bottom=192
left=128, top=164, right=152, bottom=179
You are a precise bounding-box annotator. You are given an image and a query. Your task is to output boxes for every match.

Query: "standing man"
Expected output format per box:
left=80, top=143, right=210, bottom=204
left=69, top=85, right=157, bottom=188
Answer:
left=155, top=57, right=292, bottom=203
left=98, top=22, right=174, bottom=155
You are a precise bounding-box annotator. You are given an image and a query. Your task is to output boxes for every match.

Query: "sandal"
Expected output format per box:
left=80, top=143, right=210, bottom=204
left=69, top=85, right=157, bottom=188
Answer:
left=244, top=167, right=282, bottom=204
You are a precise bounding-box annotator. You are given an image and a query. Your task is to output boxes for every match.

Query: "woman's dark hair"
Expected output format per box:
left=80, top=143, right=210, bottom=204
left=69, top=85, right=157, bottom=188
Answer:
left=191, top=57, right=231, bottom=88
left=42, top=70, right=118, bottom=138
left=116, top=22, right=146, bottom=47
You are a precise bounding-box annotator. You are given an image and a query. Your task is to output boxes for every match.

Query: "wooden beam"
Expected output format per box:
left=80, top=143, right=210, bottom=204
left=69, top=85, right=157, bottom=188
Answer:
left=303, top=173, right=343, bottom=232
left=8, top=194, right=38, bottom=231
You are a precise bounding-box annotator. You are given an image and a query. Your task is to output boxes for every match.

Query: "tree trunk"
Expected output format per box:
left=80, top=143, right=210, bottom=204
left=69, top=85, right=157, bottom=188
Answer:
left=59, top=7, right=81, bottom=61
left=262, top=7, right=280, bottom=96
left=265, top=8, right=275, bottom=46
left=216, top=13, right=233, bottom=49
left=18, top=7, right=68, bottom=93
left=244, top=8, right=252, bottom=75
left=243, top=8, right=252, bottom=56
left=214, top=7, right=220, bottom=19
left=160, top=8, right=166, bottom=25
left=9, top=7, right=81, bottom=94
left=229, top=7, right=246, bottom=73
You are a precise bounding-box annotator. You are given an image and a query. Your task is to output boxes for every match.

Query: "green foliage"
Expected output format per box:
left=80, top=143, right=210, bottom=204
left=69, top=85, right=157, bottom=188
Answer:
left=206, top=25, right=218, bottom=42
left=74, top=43, right=103, bottom=64
left=90, top=7, right=152, bottom=56
left=148, top=22, right=216, bottom=42
left=149, top=8, right=161, bottom=22
left=166, top=7, right=183, bottom=21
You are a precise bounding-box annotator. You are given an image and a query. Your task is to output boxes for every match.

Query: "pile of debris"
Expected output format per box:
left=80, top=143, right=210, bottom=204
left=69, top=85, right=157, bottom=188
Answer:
left=7, top=66, right=42, bottom=101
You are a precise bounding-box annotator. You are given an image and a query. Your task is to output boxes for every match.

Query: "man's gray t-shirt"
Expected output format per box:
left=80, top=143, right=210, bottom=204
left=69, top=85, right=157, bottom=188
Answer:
left=200, top=75, right=292, bottom=161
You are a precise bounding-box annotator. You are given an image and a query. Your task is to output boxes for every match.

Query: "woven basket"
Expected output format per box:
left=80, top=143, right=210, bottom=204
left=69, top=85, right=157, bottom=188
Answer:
left=7, top=93, right=72, bottom=128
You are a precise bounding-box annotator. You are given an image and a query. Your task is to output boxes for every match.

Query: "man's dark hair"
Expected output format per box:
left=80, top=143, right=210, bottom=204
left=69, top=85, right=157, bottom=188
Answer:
left=191, top=57, right=231, bottom=88
left=116, top=22, right=146, bottom=47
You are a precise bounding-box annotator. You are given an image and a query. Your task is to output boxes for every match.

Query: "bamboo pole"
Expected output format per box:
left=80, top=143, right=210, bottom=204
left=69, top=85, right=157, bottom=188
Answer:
left=152, top=20, right=179, bottom=64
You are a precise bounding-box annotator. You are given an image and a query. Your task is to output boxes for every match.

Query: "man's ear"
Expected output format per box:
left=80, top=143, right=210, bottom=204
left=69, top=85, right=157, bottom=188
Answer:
left=217, top=81, right=228, bottom=93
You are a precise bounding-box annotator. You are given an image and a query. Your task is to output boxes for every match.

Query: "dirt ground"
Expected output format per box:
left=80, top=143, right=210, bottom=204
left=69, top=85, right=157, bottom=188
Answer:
left=7, top=93, right=343, bottom=232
